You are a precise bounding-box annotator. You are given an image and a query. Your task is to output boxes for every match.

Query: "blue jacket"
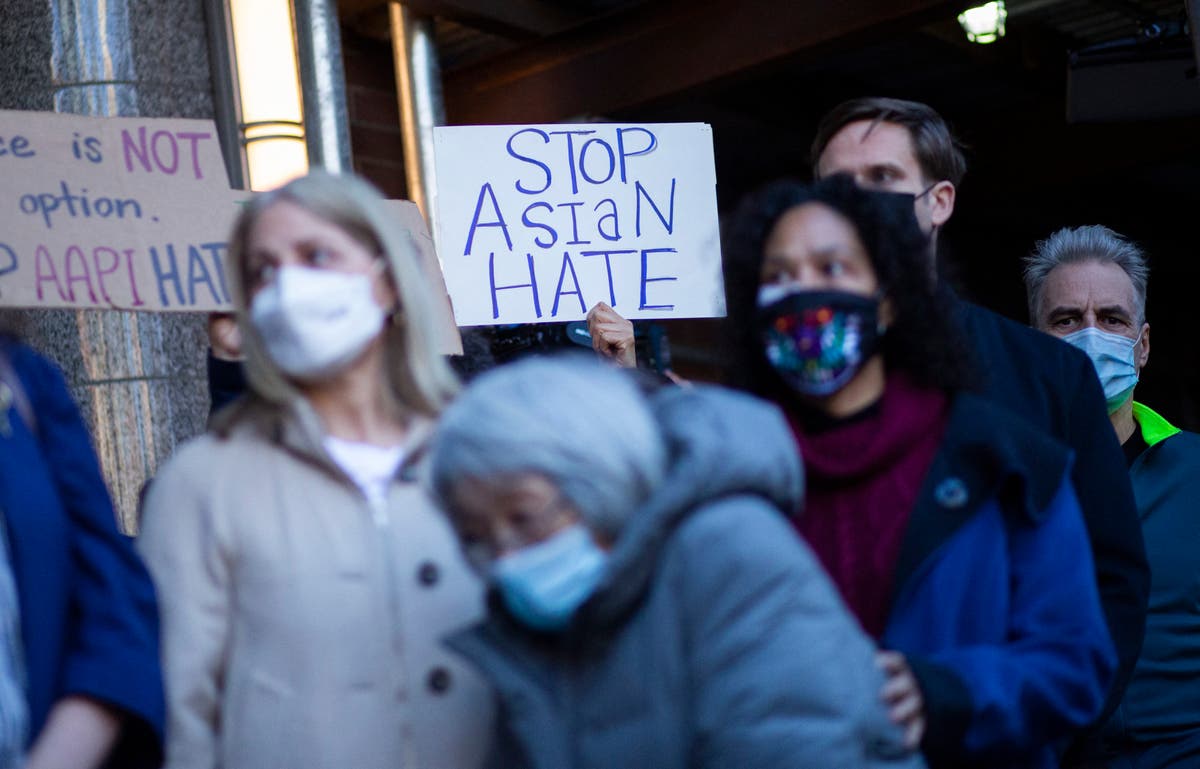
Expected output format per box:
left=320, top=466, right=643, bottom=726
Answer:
left=1101, top=403, right=1200, bottom=752
left=0, top=340, right=164, bottom=768
left=881, top=392, right=1116, bottom=769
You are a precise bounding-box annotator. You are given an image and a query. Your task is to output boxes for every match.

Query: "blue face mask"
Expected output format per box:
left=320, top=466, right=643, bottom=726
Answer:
left=492, top=524, right=608, bottom=632
left=1062, top=327, right=1141, bottom=413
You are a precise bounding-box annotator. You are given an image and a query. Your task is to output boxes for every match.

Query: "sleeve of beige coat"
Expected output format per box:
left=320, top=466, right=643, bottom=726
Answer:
left=138, top=444, right=232, bottom=769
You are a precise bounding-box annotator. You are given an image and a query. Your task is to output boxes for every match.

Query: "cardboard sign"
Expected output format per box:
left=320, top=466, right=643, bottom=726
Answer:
left=0, top=110, right=238, bottom=311
left=0, top=111, right=461, bottom=354
left=380, top=199, right=462, bottom=355
left=432, top=123, right=725, bottom=326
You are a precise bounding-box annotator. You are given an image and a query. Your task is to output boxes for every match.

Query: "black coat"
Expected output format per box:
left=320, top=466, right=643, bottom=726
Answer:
left=957, top=300, right=1149, bottom=724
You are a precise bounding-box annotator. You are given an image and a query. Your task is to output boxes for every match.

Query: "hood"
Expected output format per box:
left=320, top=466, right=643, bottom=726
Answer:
left=576, top=384, right=803, bottom=629
left=651, top=384, right=802, bottom=516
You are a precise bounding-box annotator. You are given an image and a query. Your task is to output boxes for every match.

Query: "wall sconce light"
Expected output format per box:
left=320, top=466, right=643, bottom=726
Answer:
left=958, top=1, right=1008, bottom=44
left=226, top=0, right=309, bottom=190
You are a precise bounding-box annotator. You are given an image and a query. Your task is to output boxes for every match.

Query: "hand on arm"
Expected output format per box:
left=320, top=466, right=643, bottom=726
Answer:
left=25, top=696, right=121, bottom=769
left=877, top=651, right=926, bottom=750
left=208, top=313, right=243, bottom=362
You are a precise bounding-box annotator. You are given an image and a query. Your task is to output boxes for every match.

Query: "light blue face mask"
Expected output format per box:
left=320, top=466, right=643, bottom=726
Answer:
left=492, top=524, right=608, bottom=632
left=1062, top=326, right=1141, bottom=414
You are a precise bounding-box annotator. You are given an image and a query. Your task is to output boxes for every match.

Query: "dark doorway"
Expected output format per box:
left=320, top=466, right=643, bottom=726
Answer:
left=342, top=0, right=1200, bottom=426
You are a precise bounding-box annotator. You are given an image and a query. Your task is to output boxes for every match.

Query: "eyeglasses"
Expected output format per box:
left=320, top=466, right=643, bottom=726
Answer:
left=456, top=491, right=579, bottom=569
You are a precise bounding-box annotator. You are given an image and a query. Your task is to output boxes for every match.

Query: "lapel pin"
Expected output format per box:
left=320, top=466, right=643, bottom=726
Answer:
left=934, top=477, right=969, bottom=509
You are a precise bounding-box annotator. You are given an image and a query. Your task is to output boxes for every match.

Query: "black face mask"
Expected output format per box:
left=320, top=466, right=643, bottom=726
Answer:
left=757, top=289, right=883, bottom=397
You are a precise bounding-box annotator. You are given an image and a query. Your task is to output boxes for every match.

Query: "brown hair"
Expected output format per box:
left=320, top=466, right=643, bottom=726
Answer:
left=811, top=97, right=967, bottom=186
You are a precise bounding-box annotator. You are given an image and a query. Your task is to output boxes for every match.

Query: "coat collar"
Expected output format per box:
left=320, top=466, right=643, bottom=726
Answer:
left=1133, top=402, right=1181, bottom=448
left=219, top=394, right=436, bottom=486
left=889, top=392, right=1070, bottom=603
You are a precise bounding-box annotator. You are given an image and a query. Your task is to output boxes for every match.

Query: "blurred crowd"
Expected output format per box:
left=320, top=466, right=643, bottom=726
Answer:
left=4, top=97, right=1197, bottom=769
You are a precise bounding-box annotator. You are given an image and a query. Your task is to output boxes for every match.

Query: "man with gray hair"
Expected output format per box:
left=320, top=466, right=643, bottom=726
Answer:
left=1026, top=225, right=1150, bottom=436
left=1026, top=225, right=1200, bottom=769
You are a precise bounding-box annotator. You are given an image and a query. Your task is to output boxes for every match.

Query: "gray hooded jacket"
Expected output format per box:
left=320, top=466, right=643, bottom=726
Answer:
left=448, top=385, right=927, bottom=769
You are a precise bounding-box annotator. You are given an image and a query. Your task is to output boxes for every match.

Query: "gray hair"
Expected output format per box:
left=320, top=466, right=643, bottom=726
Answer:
left=1024, top=225, right=1149, bottom=325
left=429, top=355, right=667, bottom=540
left=226, top=170, right=459, bottom=417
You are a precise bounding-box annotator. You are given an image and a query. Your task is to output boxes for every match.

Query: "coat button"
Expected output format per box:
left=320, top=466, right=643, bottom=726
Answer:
left=417, top=561, right=440, bottom=587
left=427, top=667, right=452, bottom=694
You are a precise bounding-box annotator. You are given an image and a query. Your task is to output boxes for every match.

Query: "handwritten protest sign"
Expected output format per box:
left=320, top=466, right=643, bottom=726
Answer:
left=432, top=123, right=724, bottom=326
left=0, top=110, right=238, bottom=311
left=0, top=111, right=461, bottom=353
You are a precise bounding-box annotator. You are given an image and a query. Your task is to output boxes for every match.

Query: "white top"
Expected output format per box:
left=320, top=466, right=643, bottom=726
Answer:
left=323, top=436, right=406, bottom=509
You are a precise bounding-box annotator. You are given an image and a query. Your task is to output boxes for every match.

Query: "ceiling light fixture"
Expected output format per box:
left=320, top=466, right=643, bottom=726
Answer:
left=227, top=0, right=309, bottom=190
left=958, top=1, right=1008, bottom=44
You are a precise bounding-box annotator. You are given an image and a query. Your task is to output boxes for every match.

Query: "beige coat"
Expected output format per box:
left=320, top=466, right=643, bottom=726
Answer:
left=139, top=398, right=493, bottom=769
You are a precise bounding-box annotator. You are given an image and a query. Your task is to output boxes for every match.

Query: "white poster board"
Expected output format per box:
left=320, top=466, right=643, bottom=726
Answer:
left=433, top=122, right=725, bottom=326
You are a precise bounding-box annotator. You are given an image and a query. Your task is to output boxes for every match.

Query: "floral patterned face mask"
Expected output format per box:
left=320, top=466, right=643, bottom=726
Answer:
left=757, top=287, right=884, bottom=397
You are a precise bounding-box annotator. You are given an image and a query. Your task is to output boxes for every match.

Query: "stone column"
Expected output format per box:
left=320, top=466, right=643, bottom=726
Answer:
left=389, top=1, right=444, bottom=221
left=294, top=0, right=353, bottom=174
left=0, top=0, right=216, bottom=530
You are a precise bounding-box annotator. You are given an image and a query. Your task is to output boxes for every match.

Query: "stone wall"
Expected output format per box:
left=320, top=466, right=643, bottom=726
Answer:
left=0, top=0, right=216, bottom=529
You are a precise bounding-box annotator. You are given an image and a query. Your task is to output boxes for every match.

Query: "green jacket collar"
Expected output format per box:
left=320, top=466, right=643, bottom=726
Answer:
left=1133, top=402, right=1181, bottom=448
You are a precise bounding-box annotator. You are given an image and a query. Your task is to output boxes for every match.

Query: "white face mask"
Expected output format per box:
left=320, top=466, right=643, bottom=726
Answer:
left=1062, top=326, right=1141, bottom=414
left=250, top=265, right=385, bottom=382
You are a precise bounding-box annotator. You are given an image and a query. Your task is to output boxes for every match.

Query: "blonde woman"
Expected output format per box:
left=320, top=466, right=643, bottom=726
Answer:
left=139, top=172, right=492, bottom=769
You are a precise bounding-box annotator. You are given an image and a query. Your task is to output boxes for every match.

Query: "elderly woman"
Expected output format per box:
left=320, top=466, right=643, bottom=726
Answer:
left=429, top=355, right=924, bottom=769
left=722, top=175, right=1115, bottom=768
left=138, top=172, right=491, bottom=769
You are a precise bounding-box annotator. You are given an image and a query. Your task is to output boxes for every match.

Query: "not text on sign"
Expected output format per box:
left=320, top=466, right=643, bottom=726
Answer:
left=0, top=110, right=236, bottom=311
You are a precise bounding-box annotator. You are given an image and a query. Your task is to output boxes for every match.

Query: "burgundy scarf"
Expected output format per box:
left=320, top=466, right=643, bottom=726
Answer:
left=788, top=373, right=949, bottom=638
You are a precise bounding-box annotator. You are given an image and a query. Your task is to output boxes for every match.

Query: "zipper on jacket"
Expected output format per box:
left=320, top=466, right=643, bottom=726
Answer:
left=369, top=492, right=388, bottom=527
left=367, top=492, right=405, bottom=655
